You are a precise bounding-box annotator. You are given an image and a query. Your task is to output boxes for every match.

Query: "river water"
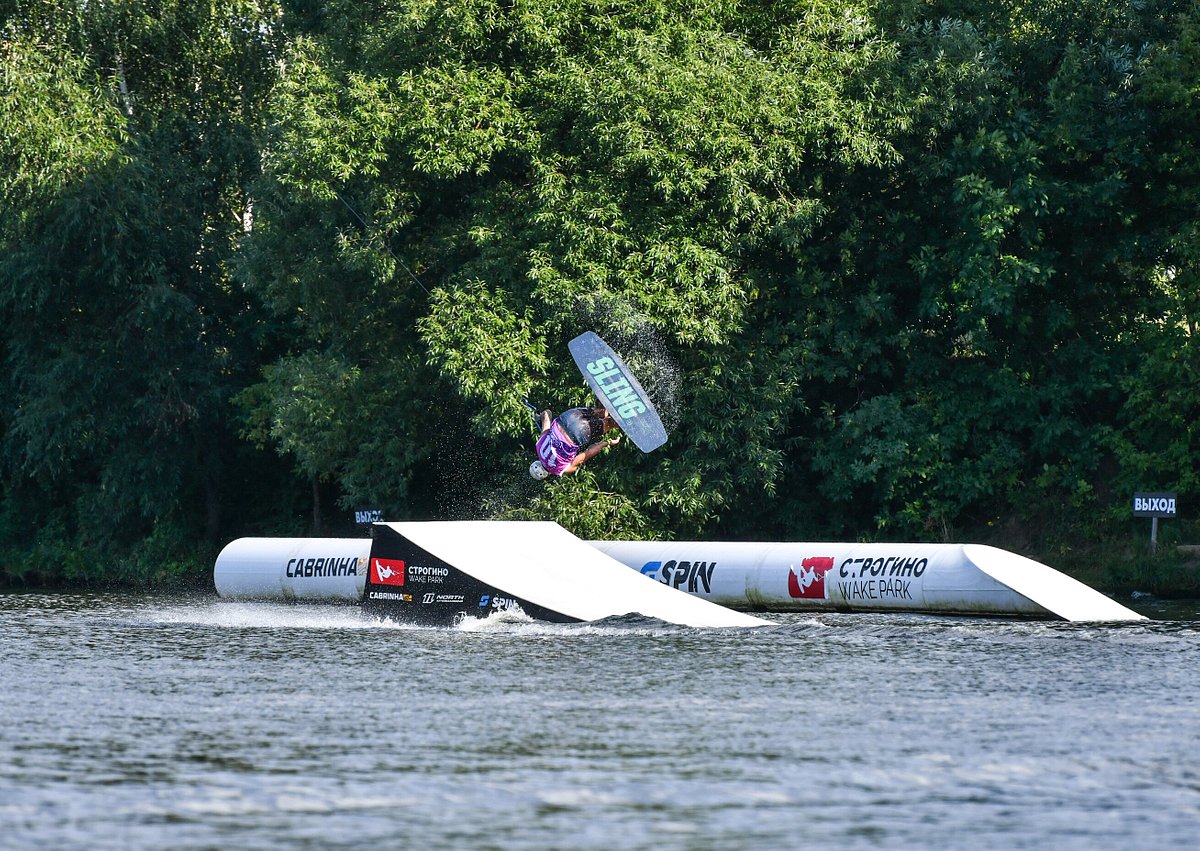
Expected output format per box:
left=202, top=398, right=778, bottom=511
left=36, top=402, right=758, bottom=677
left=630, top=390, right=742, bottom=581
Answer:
left=1, top=591, right=1197, bottom=849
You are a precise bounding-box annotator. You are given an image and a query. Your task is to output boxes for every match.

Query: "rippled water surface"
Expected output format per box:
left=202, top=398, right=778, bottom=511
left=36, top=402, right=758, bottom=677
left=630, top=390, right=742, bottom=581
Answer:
left=1, top=592, right=1198, bottom=849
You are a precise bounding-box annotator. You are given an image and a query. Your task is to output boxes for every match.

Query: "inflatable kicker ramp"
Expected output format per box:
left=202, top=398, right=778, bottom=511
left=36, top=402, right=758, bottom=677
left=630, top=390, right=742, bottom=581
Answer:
left=214, top=523, right=1145, bottom=623
left=363, top=521, right=767, bottom=627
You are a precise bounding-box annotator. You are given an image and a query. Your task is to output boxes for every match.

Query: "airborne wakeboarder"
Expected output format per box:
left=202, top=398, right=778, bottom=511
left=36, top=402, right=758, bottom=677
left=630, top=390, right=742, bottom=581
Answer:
left=527, top=332, right=670, bottom=480
left=528, top=405, right=622, bottom=480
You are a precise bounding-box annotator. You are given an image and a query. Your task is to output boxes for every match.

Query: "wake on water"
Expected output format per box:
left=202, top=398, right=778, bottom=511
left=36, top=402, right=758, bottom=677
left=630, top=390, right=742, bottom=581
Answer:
left=147, top=599, right=701, bottom=637
left=453, top=609, right=732, bottom=637
left=145, top=601, right=410, bottom=632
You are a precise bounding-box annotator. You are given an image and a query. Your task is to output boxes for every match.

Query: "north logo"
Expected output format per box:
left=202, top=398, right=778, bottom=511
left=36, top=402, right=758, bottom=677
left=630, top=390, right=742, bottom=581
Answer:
left=370, top=558, right=406, bottom=587
left=788, top=557, right=833, bottom=600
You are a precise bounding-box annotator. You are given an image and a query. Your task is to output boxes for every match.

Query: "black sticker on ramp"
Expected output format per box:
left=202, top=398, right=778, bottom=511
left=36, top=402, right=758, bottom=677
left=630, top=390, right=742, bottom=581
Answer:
left=363, top=524, right=575, bottom=626
left=568, top=332, right=668, bottom=453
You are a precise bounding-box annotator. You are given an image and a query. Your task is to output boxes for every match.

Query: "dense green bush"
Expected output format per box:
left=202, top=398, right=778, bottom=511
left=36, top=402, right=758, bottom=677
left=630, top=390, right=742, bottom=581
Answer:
left=3, top=0, right=1199, bottom=589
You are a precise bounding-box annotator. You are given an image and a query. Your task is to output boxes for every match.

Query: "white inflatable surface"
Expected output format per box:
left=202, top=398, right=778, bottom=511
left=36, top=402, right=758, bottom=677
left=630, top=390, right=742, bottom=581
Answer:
left=215, top=537, right=369, bottom=601
left=963, top=544, right=1145, bottom=622
left=384, top=521, right=769, bottom=628
left=593, top=540, right=1145, bottom=622
left=212, top=527, right=1145, bottom=622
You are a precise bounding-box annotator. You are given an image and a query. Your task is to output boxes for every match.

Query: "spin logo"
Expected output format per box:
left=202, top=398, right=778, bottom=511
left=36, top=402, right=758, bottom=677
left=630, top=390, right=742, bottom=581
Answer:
left=788, top=557, right=833, bottom=600
left=479, top=595, right=519, bottom=611
left=640, top=559, right=715, bottom=593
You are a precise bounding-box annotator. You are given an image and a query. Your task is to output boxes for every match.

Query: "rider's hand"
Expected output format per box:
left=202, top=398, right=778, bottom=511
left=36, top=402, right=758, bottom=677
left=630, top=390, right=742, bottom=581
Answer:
left=609, top=435, right=621, bottom=446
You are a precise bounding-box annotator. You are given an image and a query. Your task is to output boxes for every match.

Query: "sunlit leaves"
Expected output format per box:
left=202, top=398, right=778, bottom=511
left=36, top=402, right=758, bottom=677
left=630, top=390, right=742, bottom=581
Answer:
left=8, top=0, right=1200, bottom=580
left=498, top=468, right=659, bottom=540
left=0, top=38, right=123, bottom=208
left=248, top=0, right=900, bottom=528
left=420, top=280, right=552, bottom=434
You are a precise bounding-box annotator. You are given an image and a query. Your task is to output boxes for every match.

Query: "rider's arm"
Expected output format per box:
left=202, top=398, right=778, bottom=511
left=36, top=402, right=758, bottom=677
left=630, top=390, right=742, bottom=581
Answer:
left=539, top=411, right=553, bottom=434
left=562, top=436, right=621, bottom=474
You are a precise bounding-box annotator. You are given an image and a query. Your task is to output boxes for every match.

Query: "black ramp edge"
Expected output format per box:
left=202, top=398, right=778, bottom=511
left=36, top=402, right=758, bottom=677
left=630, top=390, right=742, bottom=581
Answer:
left=363, top=524, right=576, bottom=626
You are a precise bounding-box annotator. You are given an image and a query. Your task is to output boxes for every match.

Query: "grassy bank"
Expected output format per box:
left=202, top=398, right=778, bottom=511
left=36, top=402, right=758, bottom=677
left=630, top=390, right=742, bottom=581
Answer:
left=1022, top=519, right=1200, bottom=600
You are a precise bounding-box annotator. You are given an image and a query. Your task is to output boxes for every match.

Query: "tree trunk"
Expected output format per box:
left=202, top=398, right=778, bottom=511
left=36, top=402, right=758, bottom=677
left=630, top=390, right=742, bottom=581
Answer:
left=115, top=52, right=134, bottom=116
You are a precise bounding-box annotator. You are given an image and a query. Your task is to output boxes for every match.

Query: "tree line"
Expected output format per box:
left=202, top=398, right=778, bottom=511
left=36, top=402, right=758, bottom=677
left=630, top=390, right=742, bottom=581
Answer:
left=2, top=0, right=1198, bottom=586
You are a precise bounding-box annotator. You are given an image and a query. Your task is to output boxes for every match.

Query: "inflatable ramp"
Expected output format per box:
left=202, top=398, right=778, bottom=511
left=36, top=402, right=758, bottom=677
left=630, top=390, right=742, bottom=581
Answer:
left=592, top=540, right=1145, bottom=622
left=362, top=521, right=768, bottom=628
left=214, top=525, right=1144, bottom=622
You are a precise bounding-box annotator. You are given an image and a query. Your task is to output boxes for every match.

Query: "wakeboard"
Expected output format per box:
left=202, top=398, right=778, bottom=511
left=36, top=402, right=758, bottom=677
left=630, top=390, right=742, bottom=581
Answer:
left=568, top=331, right=668, bottom=453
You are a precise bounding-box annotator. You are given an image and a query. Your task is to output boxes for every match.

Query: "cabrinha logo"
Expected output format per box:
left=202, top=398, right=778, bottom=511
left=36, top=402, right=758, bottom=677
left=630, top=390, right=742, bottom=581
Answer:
left=788, top=557, right=834, bottom=600
left=286, top=556, right=361, bottom=578
left=370, top=558, right=406, bottom=587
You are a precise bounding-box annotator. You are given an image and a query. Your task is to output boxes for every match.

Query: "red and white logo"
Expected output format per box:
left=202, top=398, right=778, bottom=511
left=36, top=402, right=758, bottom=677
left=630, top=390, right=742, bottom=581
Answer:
left=371, top=558, right=406, bottom=586
left=788, top=557, right=833, bottom=600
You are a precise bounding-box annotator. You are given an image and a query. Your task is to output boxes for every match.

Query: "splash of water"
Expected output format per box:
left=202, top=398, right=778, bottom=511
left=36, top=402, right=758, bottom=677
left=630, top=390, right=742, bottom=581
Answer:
left=577, top=296, right=682, bottom=431
left=145, top=601, right=413, bottom=631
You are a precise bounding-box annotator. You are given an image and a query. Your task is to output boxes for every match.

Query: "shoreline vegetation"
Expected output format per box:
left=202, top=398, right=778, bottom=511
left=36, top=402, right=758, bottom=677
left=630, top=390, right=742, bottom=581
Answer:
left=3, top=1, right=1199, bottom=594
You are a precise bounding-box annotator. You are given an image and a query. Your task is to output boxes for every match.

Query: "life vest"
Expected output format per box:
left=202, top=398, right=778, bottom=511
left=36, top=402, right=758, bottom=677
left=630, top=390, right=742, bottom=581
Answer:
left=535, top=420, right=579, bottom=476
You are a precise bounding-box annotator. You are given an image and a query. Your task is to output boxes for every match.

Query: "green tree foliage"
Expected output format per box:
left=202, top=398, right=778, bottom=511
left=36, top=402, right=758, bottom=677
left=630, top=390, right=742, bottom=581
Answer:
left=0, top=0, right=285, bottom=581
left=1104, top=2, right=1200, bottom=519
left=787, top=1, right=1198, bottom=541
left=3, top=0, right=1200, bottom=584
left=242, top=0, right=904, bottom=537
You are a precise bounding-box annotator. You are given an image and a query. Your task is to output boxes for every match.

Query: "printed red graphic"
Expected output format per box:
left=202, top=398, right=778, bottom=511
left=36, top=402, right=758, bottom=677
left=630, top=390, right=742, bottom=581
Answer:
left=788, top=557, right=833, bottom=600
left=371, top=558, right=406, bottom=586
